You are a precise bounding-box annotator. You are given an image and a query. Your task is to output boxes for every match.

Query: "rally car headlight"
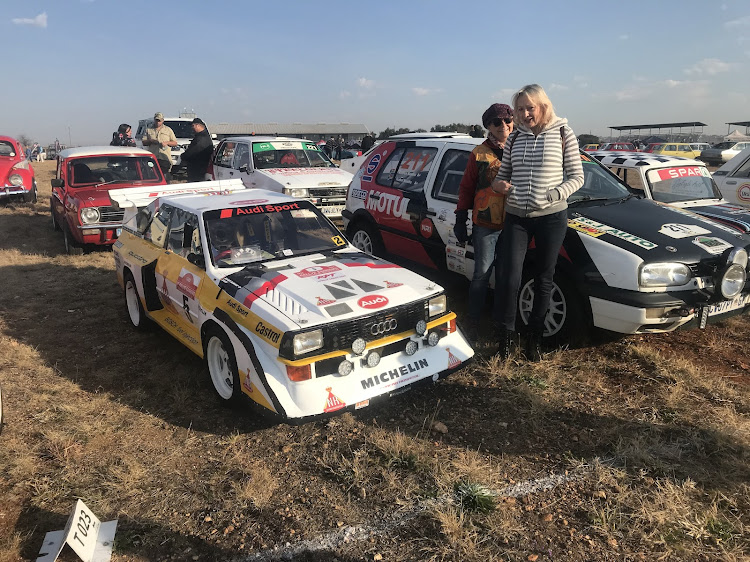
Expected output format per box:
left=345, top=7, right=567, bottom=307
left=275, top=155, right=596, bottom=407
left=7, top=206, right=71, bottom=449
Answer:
left=719, top=264, right=746, bottom=299
left=8, top=173, right=23, bottom=186
left=728, top=247, right=748, bottom=269
left=639, top=263, right=691, bottom=288
left=80, top=207, right=100, bottom=224
left=293, top=329, right=323, bottom=356
left=284, top=187, right=308, bottom=198
left=428, top=295, right=447, bottom=317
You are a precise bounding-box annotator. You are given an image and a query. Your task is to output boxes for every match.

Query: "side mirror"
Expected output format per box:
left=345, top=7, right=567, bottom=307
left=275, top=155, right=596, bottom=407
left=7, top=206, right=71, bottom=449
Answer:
left=239, top=164, right=251, bottom=173
left=187, top=252, right=205, bottom=269
left=51, top=178, right=64, bottom=188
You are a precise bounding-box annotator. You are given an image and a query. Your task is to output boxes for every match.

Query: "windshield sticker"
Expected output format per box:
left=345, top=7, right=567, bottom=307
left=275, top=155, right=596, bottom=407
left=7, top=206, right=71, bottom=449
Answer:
left=253, top=141, right=304, bottom=152
left=692, top=236, right=733, bottom=255
left=227, top=202, right=303, bottom=216
left=652, top=166, right=710, bottom=182
left=291, top=209, right=317, bottom=219
left=263, top=167, right=346, bottom=176
left=569, top=217, right=658, bottom=249
left=331, top=235, right=346, bottom=246
left=658, top=223, right=712, bottom=239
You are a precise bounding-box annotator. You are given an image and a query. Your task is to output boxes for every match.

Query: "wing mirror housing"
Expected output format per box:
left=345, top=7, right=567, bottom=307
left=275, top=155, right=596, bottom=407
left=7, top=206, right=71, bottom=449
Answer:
left=51, top=178, right=64, bottom=188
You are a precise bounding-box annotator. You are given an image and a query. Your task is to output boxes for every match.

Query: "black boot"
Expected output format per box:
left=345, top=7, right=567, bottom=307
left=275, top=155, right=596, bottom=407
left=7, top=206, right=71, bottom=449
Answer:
left=524, top=329, right=543, bottom=362
left=497, top=328, right=512, bottom=359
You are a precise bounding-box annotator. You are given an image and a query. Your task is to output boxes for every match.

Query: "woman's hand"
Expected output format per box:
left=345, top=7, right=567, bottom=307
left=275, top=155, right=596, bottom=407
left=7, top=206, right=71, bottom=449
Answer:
left=491, top=179, right=512, bottom=194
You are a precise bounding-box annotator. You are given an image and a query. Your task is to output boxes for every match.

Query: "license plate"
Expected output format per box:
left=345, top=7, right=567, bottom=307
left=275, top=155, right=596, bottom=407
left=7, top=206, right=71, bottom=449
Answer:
left=321, top=205, right=344, bottom=216
left=707, top=293, right=750, bottom=316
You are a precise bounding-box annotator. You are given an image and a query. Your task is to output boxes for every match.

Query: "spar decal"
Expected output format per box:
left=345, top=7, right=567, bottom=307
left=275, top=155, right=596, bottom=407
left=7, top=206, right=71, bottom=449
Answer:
left=568, top=217, right=657, bottom=250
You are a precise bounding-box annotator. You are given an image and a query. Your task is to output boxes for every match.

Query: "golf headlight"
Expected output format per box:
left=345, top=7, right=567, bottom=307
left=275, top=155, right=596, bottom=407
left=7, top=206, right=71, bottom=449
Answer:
left=80, top=207, right=100, bottom=224
left=293, top=329, right=323, bottom=355
left=719, top=264, right=746, bottom=299
left=415, top=320, right=427, bottom=336
left=284, top=187, right=308, bottom=198
left=351, top=337, right=367, bottom=356
left=428, top=295, right=447, bottom=317
left=338, top=360, right=354, bottom=376
left=639, top=262, right=691, bottom=288
left=8, top=173, right=23, bottom=186
left=728, top=247, right=748, bottom=269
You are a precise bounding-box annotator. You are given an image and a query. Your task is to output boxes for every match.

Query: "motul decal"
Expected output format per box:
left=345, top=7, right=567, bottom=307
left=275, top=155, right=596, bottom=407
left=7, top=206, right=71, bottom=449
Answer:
left=447, top=347, right=461, bottom=369
left=420, top=218, right=434, bottom=238
left=324, top=387, right=345, bottom=413
left=366, top=191, right=408, bottom=218
left=358, top=295, right=389, bottom=309
left=176, top=268, right=199, bottom=298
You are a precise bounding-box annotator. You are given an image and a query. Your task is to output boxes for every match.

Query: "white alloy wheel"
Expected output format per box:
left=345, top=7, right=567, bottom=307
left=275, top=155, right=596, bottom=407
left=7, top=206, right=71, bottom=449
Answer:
left=350, top=229, right=374, bottom=253
left=206, top=334, right=235, bottom=400
left=518, top=279, right=567, bottom=337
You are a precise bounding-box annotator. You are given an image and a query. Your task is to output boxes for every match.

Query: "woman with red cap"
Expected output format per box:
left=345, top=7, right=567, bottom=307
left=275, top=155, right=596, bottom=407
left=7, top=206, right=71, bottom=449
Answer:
left=453, top=103, right=514, bottom=343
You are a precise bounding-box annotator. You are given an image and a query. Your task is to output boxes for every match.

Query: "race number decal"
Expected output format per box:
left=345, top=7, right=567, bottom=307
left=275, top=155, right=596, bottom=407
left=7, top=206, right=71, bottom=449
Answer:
left=658, top=223, right=711, bottom=239
left=331, top=235, right=346, bottom=246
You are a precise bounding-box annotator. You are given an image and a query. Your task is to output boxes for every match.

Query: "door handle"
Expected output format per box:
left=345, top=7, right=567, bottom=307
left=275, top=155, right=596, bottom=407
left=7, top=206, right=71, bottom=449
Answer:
left=726, top=180, right=737, bottom=185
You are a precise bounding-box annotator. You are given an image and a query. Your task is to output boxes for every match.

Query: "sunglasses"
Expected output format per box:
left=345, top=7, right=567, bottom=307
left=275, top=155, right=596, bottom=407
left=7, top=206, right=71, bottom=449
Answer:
left=491, top=117, right=513, bottom=127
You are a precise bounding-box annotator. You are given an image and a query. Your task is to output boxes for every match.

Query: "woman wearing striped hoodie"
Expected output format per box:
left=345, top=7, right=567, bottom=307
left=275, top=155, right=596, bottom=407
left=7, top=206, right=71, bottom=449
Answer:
left=491, top=84, right=584, bottom=360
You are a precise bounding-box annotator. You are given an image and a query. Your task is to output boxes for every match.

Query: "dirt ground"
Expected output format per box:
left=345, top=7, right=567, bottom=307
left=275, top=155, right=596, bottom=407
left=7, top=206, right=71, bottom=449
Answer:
left=0, top=160, right=748, bottom=561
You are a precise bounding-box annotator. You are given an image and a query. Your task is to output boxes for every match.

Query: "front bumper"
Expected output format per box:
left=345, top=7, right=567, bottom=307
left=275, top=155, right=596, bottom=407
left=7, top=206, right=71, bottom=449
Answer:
left=0, top=186, right=31, bottom=198
left=76, top=222, right=123, bottom=246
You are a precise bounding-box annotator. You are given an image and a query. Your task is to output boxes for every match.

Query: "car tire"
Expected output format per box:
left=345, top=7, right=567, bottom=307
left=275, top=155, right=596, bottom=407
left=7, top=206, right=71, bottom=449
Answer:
left=204, top=327, right=242, bottom=405
left=517, top=271, right=589, bottom=345
left=63, top=223, right=84, bottom=255
left=348, top=220, right=385, bottom=256
left=24, top=181, right=38, bottom=204
left=124, top=271, right=150, bottom=331
left=50, top=204, right=60, bottom=231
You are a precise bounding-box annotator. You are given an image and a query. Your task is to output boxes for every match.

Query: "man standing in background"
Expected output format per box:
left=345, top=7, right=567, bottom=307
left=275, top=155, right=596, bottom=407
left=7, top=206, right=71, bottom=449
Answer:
left=181, top=118, right=214, bottom=182
left=142, top=112, right=177, bottom=181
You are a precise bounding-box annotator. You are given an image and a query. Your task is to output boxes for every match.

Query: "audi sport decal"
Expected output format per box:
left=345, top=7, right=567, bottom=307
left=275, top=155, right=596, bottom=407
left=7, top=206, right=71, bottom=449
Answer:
left=176, top=269, right=199, bottom=299
left=323, top=387, right=346, bottom=413
left=360, top=358, right=429, bottom=390
left=358, top=295, right=389, bottom=309
left=569, top=217, right=658, bottom=249
left=692, top=236, right=733, bottom=255
left=658, top=223, right=711, bottom=238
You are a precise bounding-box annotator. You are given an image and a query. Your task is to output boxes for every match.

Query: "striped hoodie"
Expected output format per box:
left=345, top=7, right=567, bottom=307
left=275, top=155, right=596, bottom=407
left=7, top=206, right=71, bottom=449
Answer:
left=496, top=116, right=584, bottom=218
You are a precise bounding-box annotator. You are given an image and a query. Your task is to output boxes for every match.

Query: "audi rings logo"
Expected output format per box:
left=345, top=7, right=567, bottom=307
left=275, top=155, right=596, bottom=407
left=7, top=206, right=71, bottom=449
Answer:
left=369, top=318, right=398, bottom=336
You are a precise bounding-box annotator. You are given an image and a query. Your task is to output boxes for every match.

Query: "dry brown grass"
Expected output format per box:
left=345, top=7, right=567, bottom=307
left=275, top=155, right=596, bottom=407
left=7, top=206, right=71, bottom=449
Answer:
left=0, top=160, right=748, bottom=560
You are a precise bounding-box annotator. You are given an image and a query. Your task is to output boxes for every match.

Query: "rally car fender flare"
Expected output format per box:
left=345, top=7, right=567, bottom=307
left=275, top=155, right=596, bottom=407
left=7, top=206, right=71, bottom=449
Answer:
left=204, top=310, right=286, bottom=418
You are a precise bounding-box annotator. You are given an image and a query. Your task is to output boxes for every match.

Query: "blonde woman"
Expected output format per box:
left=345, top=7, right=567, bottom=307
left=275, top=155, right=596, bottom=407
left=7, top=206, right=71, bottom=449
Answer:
left=492, top=84, right=584, bottom=360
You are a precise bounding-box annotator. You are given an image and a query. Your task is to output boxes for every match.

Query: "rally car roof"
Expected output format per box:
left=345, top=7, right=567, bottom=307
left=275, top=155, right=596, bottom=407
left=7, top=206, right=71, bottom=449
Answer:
left=161, top=188, right=303, bottom=212
left=218, top=136, right=315, bottom=144
left=59, top=146, right=154, bottom=158
left=588, top=151, right=701, bottom=168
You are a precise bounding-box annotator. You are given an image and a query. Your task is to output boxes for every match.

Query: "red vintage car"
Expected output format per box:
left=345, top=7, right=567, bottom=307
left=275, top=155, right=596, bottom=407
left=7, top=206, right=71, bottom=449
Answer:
left=50, top=146, right=167, bottom=254
left=0, top=135, right=37, bottom=203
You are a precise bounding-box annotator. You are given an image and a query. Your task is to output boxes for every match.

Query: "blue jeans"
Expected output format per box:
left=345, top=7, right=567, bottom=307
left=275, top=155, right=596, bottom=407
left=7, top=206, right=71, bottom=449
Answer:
left=495, top=210, right=568, bottom=332
left=468, top=224, right=501, bottom=323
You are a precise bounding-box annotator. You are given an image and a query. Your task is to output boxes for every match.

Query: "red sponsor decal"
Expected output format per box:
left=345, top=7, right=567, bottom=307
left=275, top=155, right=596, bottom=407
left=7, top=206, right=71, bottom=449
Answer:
left=324, top=387, right=345, bottom=413
left=656, top=166, right=706, bottom=181
left=229, top=199, right=269, bottom=206
left=176, top=270, right=199, bottom=299
left=384, top=280, right=403, bottom=288
left=420, top=218, right=434, bottom=238
left=220, top=209, right=233, bottom=219
left=447, top=347, right=461, bottom=369
left=358, top=295, right=389, bottom=309
left=317, top=296, right=336, bottom=306
left=295, top=265, right=341, bottom=278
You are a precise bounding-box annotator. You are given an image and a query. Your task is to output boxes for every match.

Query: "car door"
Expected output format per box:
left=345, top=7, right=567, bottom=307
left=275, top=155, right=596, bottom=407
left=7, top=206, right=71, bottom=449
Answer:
left=230, top=142, right=253, bottom=187
left=210, top=141, right=236, bottom=181
left=714, top=149, right=750, bottom=205
left=51, top=157, right=66, bottom=223
left=154, top=207, right=204, bottom=351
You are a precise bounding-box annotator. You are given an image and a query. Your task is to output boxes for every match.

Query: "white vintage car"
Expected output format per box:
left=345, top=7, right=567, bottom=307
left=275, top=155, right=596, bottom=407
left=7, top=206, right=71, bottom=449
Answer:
left=110, top=182, right=472, bottom=422
left=207, top=136, right=353, bottom=220
left=712, top=146, right=750, bottom=207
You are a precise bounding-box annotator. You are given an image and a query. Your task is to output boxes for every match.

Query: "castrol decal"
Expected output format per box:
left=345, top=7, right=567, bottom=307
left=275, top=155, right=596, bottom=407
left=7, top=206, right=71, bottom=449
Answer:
left=358, top=295, right=389, bottom=309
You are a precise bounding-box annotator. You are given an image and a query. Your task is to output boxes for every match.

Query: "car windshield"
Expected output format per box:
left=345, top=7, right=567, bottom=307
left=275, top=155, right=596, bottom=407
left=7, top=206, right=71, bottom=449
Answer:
left=164, top=120, right=195, bottom=139
left=712, top=142, right=735, bottom=150
left=567, top=158, right=631, bottom=203
left=252, top=140, right=335, bottom=169
left=646, top=165, right=721, bottom=203
left=0, top=141, right=17, bottom=157
left=204, top=200, right=345, bottom=268
left=68, top=156, right=163, bottom=187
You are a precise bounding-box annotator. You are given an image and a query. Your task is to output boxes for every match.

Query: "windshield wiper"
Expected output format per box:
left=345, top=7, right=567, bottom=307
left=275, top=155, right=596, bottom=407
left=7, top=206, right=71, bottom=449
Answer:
left=95, top=179, right=126, bottom=188
left=569, top=196, right=613, bottom=205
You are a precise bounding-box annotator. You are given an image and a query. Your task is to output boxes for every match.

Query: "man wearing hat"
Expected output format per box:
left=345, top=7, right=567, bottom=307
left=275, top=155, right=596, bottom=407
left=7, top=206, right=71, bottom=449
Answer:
left=453, top=102, right=514, bottom=344
left=181, top=118, right=214, bottom=182
left=142, top=112, right=177, bottom=181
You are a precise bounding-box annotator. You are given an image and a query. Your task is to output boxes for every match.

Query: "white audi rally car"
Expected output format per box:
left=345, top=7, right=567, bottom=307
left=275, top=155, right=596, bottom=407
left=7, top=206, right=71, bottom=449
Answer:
left=110, top=181, right=472, bottom=422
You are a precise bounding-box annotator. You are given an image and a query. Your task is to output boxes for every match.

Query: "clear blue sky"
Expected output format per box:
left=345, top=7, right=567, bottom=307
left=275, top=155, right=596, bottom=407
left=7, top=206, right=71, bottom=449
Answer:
left=4, top=0, right=750, bottom=145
